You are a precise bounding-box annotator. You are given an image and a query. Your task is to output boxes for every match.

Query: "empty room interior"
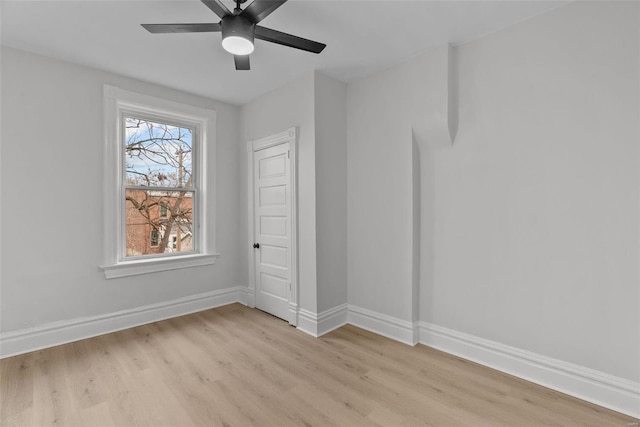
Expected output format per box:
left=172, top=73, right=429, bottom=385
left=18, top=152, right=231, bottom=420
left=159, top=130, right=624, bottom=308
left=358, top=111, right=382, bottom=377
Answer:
left=1, top=0, right=639, bottom=425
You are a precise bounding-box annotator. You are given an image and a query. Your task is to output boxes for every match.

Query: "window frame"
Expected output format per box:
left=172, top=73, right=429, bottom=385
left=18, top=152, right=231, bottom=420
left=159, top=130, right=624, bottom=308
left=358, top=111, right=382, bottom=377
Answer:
left=121, top=113, right=198, bottom=259
left=160, top=203, right=168, bottom=219
left=101, top=85, right=218, bottom=279
left=150, top=229, right=160, bottom=248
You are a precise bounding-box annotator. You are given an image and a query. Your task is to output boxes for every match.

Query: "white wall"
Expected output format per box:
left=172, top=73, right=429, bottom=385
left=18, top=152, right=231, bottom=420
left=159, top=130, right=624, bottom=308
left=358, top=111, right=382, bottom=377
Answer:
left=241, top=71, right=348, bottom=316
left=347, top=0, right=639, bottom=383
left=240, top=72, right=318, bottom=313
left=431, top=0, right=639, bottom=382
left=314, top=73, right=348, bottom=313
left=0, top=47, right=244, bottom=333
left=347, top=51, right=436, bottom=321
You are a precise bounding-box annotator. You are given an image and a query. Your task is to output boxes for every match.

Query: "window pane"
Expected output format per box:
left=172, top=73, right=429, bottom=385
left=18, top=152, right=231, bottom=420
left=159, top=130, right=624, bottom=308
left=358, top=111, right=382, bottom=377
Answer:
left=150, top=229, right=159, bottom=247
left=125, top=117, right=193, bottom=188
left=125, top=189, right=194, bottom=256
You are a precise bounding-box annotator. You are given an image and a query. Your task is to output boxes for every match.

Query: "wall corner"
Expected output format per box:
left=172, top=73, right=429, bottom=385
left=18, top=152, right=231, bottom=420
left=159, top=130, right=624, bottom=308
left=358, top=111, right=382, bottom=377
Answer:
left=412, top=44, right=458, bottom=151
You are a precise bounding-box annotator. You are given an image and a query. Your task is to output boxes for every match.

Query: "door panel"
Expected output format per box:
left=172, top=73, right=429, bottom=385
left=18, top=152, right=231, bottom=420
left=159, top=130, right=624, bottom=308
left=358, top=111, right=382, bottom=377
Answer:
left=260, top=245, right=288, bottom=268
left=259, top=155, right=287, bottom=178
left=260, top=273, right=289, bottom=299
left=260, top=216, right=287, bottom=237
left=254, top=143, right=291, bottom=321
left=259, top=185, right=286, bottom=206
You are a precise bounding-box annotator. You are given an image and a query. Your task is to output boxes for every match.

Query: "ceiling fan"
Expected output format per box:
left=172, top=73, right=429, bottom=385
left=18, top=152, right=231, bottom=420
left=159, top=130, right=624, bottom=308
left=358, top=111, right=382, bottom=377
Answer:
left=142, top=0, right=326, bottom=70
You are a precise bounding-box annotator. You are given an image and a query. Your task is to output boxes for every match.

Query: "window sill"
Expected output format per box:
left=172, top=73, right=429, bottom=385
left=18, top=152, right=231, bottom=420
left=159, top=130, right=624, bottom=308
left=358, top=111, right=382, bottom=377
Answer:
left=100, top=253, right=220, bottom=279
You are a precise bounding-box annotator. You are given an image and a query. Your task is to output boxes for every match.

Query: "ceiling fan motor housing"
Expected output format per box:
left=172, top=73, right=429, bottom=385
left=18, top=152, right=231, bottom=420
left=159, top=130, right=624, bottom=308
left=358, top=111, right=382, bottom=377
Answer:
left=222, top=15, right=255, bottom=44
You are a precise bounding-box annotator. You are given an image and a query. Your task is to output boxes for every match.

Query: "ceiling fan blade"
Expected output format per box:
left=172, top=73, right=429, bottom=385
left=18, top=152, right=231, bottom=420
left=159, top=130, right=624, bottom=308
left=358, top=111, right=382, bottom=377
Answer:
left=234, top=55, right=251, bottom=70
left=141, top=23, right=221, bottom=33
left=255, top=26, right=326, bottom=54
left=201, top=0, right=232, bottom=19
left=241, top=0, right=287, bottom=24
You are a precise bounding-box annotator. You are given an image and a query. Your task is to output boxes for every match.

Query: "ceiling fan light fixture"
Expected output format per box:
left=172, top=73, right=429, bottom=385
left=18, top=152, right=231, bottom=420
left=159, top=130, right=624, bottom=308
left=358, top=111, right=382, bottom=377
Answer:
left=221, top=15, right=255, bottom=56
left=222, top=35, right=254, bottom=55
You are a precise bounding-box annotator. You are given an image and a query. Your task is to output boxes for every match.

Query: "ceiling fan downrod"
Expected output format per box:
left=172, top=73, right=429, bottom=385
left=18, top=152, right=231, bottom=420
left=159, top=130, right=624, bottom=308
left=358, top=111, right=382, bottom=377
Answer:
left=234, top=0, right=248, bottom=14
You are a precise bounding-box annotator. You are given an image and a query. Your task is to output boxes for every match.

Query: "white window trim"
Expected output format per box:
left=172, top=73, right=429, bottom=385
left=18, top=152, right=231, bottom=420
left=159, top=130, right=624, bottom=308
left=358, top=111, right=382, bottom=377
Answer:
left=100, top=85, right=218, bottom=279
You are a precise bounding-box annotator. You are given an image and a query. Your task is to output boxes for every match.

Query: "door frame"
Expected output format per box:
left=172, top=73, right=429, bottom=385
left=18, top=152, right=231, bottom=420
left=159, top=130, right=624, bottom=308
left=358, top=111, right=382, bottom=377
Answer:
left=247, top=127, right=298, bottom=326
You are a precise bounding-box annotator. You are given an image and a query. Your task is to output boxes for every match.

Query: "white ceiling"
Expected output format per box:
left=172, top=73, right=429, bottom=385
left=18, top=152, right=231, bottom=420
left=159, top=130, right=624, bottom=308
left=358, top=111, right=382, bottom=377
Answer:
left=1, top=0, right=568, bottom=105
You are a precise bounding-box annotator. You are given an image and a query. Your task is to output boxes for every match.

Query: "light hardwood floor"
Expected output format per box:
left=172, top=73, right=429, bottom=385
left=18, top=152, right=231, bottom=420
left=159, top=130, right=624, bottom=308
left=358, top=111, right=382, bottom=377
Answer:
left=1, top=303, right=637, bottom=426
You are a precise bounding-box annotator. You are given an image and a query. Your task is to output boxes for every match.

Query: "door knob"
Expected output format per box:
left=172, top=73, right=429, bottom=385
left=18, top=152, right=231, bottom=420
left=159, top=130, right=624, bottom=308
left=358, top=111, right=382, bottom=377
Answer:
left=253, top=243, right=260, bottom=249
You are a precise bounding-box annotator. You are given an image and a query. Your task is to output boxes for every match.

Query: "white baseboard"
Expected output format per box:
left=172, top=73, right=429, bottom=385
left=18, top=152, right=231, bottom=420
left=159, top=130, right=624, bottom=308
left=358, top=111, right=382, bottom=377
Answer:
left=239, top=287, right=255, bottom=308
left=287, top=303, right=298, bottom=327
left=348, top=304, right=418, bottom=346
left=296, top=303, right=349, bottom=337
left=0, top=286, right=242, bottom=359
left=318, top=303, right=349, bottom=335
left=419, top=322, right=640, bottom=419
left=297, top=308, right=319, bottom=337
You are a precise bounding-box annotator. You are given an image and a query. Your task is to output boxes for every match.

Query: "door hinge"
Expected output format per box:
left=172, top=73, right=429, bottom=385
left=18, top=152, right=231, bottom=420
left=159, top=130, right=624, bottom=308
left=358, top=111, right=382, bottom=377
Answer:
left=287, top=150, right=290, bottom=159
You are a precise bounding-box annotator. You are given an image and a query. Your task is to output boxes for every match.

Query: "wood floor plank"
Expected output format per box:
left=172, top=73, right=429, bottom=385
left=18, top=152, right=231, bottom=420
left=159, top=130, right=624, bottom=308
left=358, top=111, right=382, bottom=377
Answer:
left=31, top=347, right=83, bottom=426
left=1, top=303, right=637, bottom=426
left=0, top=353, right=33, bottom=422
left=61, top=339, right=109, bottom=412
left=78, top=402, right=116, bottom=427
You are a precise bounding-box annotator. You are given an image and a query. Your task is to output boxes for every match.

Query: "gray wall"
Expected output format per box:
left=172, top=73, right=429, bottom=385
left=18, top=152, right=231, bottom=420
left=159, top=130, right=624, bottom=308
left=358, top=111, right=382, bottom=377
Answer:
left=346, top=1, right=639, bottom=382
left=314, top=73, right=348, bottom=313
left=1, top=47, right=244, bottom=332
left=431, top=0, right=638, bottom=381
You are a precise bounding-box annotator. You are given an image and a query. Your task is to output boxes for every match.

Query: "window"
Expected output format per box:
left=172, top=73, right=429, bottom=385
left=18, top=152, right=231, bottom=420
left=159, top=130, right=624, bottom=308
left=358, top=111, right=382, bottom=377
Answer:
left=150, top=229, right=160, bottom=247
left=160, top=203, right=168, bottom=219
left=101, top=85, right=218, bottom=279
left=124, top=117, right=194, bottom=257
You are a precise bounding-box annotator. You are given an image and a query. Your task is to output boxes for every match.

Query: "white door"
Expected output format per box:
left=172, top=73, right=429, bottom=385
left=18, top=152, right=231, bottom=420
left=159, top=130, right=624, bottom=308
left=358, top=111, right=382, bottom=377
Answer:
left=253, top=142, right=292, bottom=321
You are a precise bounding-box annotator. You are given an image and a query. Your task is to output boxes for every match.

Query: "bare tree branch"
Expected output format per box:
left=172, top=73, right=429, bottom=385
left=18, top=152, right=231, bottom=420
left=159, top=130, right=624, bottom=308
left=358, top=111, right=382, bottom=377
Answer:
left=124, top=117, right=194, bottom=254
